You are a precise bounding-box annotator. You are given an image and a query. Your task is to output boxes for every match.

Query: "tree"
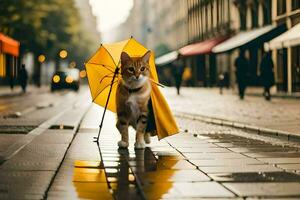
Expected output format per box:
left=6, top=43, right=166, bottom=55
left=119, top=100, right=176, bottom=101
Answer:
left=0, top=0, right=97, bottom=85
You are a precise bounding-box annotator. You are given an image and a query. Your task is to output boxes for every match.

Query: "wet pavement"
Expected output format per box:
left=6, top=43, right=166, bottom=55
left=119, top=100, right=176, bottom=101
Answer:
left=0, top=87, right=87, bottom=163
left=163, top=87, right=300, bottom=136
left=1, top=86, right=300, bottom=199
left=46, top=104, right=300, bottom=199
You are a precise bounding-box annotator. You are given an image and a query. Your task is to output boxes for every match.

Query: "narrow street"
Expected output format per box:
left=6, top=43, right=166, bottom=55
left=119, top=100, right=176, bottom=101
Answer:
left=1, top=86, right=300, bottom=199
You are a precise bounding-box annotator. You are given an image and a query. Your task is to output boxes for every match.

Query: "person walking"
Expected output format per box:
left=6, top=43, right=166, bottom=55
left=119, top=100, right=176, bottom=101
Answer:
left=19, top=64, right=28, bottom=93
left=172, top=57, right=184, bottom=95
left=235, top=49, right=249, bottom=100
left=260, top=52, right=275, bottom=101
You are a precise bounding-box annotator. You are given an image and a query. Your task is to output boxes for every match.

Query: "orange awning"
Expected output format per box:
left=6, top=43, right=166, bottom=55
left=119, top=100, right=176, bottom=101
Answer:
left=179, top=36, right=228, bottom=56
left=0, top=33, right=20, bottom=57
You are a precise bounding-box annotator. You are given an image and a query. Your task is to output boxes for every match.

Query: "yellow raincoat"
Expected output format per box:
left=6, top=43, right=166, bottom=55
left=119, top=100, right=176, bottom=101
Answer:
left=85, top=38, right=179, bottom=139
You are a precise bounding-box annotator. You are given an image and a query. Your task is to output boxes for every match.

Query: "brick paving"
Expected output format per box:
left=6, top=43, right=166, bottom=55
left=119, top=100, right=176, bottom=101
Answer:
left=47, top=103, right=300, bottom=199
left=0, top=89, right=90, bottom=199
left=163, top=87, right=300, bottom=136
left=1, top=86, right=300, bottom=199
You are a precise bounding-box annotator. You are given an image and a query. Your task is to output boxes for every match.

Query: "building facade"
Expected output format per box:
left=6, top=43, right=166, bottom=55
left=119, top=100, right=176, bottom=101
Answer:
left=109, top=0, right=299, bottom=93
left=183, top=0, right=233, bottom=87
left=271, top=0, right=300, bottom=92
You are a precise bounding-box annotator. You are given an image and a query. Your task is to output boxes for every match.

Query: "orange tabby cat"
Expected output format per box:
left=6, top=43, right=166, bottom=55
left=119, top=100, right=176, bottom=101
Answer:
left=116, top=51, right=152, bottom=149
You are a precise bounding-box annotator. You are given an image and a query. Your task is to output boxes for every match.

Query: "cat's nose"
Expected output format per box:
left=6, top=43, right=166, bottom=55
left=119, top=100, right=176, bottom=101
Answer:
left=135, top=75, right=139, bottom=79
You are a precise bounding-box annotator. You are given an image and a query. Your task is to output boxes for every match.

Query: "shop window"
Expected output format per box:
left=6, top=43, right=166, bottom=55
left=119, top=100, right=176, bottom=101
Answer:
left=239, top=4, right=247, bottom=30
left=292, top=46, right=300, bottom=92
left=251, top=0, right=259, bottom=28
left=277, top=0, right=286, bottom=16
left=263, top=0, right=272, bottom=25
left=0, top=53, right=6, bottom=77
left=292, top=0, right=300, bottom=10
left=276, top=48, right=288, bottom=91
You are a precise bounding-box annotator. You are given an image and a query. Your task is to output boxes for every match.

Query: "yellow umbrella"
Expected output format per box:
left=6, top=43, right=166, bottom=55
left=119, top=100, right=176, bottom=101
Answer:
left=85, top=37, right=179, bottom=142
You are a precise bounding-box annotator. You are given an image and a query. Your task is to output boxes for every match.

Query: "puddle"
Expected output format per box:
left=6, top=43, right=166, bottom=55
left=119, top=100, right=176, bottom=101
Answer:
left=0, top=125, right=36, bottom=134
left=3, top=112, right=22, bottom=118
left=209, top=172, right=300, bottom=182
left=49, top=125, right=74, bottom=130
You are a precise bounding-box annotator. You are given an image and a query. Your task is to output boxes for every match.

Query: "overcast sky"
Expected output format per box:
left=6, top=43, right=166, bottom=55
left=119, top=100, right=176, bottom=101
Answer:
left=89, top=0, right=133, bottom=33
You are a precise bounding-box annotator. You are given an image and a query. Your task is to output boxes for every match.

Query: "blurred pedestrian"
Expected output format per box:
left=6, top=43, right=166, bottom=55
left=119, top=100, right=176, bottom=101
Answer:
left=218, top=72, right=225, bottom=95
left=19, top=64, right=28, bottom=93
left=260, top=52, right=275, bottom=101
left=235, top=49, right=249, bottom=100
left=172, top=57, right=184, bottom=95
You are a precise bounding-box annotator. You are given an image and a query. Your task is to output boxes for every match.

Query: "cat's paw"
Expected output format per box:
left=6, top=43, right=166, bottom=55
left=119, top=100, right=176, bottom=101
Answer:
left=134, top=142, right=145, bottom=149
left=118, top=141, right=129, bottom=148
left=144, top=133, right=151, bottom=144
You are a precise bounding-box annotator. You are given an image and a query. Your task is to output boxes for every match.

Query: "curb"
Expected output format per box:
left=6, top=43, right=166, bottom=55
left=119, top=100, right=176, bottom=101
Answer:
left=175, top=111, right=300, bottom=142
left=246, top=92, right=300, bottom=100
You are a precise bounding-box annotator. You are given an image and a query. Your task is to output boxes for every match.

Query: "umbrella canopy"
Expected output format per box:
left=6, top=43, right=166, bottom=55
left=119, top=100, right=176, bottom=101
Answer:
left=85, top=38, right=179, bottom=139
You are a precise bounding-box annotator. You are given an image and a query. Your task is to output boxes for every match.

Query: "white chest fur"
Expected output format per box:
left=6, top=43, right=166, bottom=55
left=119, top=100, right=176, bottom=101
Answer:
left=126, top=81, right=151, bottom=124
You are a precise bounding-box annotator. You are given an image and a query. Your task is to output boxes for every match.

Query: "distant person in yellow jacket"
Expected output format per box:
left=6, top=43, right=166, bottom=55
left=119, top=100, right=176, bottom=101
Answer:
left=183, top=67, right=192, bottom=87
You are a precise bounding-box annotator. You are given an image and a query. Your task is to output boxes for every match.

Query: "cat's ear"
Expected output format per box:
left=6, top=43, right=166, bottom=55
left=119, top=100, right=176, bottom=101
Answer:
left=142, top=50, right=151, bottom=63
left=121, top=52, right=131, bottom=65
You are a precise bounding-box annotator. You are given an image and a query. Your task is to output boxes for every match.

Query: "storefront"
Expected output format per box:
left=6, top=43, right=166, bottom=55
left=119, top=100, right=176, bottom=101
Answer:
left=266, top=22, right=300, bottom=93
left=0, top=33, right=20, bottom=85
left=212, top=24, right=286, bottom=87
left=178, top=36, right=228, bottom=87
left=155, top=51, right=179, bottom=86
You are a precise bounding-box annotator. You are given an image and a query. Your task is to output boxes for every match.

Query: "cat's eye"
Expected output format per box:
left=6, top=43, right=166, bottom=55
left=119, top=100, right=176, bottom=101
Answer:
left=140, top=67, right=146, bottom=72
left=128, top=67, right=134, bottom=73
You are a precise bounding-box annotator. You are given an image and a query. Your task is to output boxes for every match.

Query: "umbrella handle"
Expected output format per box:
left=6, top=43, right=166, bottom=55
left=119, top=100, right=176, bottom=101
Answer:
left=94, top=67, right=120, bottom=143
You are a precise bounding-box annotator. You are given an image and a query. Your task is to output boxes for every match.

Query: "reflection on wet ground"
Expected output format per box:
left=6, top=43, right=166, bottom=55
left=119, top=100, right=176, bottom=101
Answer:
left=47, top=108, right=300, bottom=199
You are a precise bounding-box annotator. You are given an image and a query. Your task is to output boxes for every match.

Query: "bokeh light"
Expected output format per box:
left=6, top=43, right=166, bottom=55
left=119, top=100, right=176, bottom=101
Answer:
left=65, top=75, right=73, bottom=83
left=79, top=70, right=87, bottom=78
left=52, top=75, right=60, bottom=83
left=59, top=50, right=68, bottom=59
left=38, top=55, right=46, bottom=63
left=69, top=61, right=76, bottom=68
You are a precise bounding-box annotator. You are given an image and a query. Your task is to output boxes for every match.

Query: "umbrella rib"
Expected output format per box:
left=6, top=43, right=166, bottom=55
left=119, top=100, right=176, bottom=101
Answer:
left=92, top=79, right=119, bottom=102
left=149, top=78, right=165, bottom=88
left=101, top=46, right=120, bottom=70
left=88, top=63, right=116, bottom=73
left=99, top=73, right=114, bottom=84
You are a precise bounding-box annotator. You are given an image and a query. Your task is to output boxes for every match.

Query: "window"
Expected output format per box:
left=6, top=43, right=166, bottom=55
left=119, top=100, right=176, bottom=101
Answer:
left=292, top=0, right=300, bottom=10
left=277, top=0, right=286, bottom=16
left=292, top=46, right=300, bottom=92
left=263, top=0, right=272, bottom=25
left=239, top=3, right=247, bottom=30
left=251, top=0, right=259, bottom=28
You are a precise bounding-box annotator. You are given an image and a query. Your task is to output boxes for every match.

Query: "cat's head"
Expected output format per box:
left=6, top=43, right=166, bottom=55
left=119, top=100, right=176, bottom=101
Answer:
left=120, top=51, right=151, bottom=88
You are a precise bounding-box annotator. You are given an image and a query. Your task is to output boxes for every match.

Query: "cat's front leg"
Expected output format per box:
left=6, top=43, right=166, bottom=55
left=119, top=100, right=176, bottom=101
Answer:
left=116, top=117, right=129, bottom=148
left=135, top=114, right=148, bottom=149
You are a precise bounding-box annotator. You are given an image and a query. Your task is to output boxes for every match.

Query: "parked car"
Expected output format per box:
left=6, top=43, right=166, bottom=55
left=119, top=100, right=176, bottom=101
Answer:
left=51, top=68, right=80, bottom=91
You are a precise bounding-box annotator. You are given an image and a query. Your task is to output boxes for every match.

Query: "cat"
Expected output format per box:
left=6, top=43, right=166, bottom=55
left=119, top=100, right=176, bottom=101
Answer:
left=116, top=51, right=152, bottom=149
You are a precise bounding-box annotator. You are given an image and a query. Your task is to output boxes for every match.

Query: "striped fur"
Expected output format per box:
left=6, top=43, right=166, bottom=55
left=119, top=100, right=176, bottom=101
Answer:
left=116, top=51, right=152, bottom=149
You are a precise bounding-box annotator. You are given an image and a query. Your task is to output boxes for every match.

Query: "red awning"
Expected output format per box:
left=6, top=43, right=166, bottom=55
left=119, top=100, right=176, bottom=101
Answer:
left=0, top=33, right=20, bottom=57
left=179, top=36, right=228, bottom=56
